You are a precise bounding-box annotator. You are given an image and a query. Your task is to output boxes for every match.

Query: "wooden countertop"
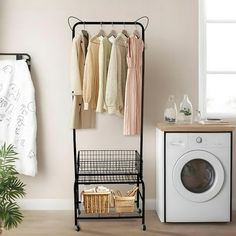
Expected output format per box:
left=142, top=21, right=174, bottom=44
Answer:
left=156, top=122, right=236, bottom=131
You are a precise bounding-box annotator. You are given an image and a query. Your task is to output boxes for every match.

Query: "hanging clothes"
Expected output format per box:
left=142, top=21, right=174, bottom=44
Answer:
left=123, top=36, right=144, bottom=135
left=81, top=30, right=89, bottom=56
left=96, top=37, right=112, bottom=113
left=105, top=33, right=128, bottom=116
left=0, top=60, right=37, bottom=176
left=70, top=33, right=87, bottom=95
left=70, top=31, right=96, bottom=129
left=83, top=36, right=100, bottom=111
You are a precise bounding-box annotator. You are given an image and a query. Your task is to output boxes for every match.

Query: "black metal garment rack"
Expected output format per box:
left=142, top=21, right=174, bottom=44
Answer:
left=71, top=20, right=146, bottom=232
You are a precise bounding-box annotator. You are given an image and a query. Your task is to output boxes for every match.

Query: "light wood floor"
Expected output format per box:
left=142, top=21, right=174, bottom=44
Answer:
left=3, top=211, right=236, bottom=236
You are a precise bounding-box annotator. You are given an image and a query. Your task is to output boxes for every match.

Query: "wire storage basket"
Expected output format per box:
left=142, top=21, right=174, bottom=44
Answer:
left=77, top=150, right=141, bottom=184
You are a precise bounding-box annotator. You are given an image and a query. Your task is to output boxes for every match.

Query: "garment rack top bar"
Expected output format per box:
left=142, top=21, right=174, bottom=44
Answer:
left=73, top=21, right=144, bottom=32
left=68, top=16, right=149, bottom=31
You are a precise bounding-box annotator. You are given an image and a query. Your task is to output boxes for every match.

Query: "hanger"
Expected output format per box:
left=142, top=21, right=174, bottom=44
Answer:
left=133, top=22, right=140, bottom=38
left=107, top=22, right=117, bottom=39
left=81, top=23, right=88, bottom=40
left=107, top=29, right=117, bottom=38
left=81, top=22, right=88, bottom=36
left=68, top=16, right=89, bottom=42
left=122, top=22, right=129, bottom=38
left=82, top=29, right=88, bottom=37
left=96, top=22, right=106, bottom=38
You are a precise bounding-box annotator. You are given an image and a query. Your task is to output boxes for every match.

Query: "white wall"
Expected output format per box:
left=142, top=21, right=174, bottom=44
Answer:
left=0, top=0, right=199, bottom=210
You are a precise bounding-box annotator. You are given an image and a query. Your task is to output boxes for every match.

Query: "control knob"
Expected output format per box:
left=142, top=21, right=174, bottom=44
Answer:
left=196, top=137, right=203, bottom=143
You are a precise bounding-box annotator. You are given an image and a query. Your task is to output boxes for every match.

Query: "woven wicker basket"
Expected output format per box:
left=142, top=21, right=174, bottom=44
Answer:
left=82, top=192, right=110, bottom=214
left=114, top=195, right=135, bottom=213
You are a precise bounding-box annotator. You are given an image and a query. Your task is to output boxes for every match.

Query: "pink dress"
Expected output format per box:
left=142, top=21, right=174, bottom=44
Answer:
left=123, top=36, right=144, bottom=135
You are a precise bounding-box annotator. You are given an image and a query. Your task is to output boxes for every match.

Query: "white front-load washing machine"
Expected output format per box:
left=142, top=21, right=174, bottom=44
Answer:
left=156, top=130, right=232, bottom=222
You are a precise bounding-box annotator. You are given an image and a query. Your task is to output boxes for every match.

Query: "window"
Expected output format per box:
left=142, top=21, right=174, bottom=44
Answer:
left=199, top=0, right=236, bottom=118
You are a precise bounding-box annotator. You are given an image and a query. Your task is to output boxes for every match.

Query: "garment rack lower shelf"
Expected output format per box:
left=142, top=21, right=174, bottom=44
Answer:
left=74, top=149, right=146, bottom=231
left=76, top=207, right=143, bottom=219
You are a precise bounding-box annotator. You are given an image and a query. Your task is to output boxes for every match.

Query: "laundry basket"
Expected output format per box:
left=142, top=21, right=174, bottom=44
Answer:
left=114, top=186, right=139, bottom=213
left=114, top=195, right=136, bottom=213
left=82, top=192, right=110, bottom=214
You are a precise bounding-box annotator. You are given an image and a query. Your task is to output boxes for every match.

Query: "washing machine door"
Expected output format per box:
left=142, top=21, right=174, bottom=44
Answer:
left=173, top=150, right=224, bottom=202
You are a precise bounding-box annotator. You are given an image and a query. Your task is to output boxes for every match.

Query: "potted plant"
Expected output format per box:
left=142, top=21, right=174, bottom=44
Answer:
left=0, top=143, right=26, bottom=234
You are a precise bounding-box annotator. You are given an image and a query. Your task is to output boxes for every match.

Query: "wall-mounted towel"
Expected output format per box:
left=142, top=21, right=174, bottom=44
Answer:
left=0, top=60, right=37, bottom=176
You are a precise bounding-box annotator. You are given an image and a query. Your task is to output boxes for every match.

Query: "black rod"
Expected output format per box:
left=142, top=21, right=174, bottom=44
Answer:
left=72, top=21, right=144, bottom=32
left=77, top=215, right=143, bottom=220
left=71, top=27, right=78, bottom=228
left=139, top=22, right=145, bottom=179
left=0, top=53, right=31, bottom=60
left=230, top=131, right=233, bottom=222
left=72, top=19, right=77, bottom=180
left=73, top=129, right=77, bottom=177
left=0, top=53, right=31, bottom=71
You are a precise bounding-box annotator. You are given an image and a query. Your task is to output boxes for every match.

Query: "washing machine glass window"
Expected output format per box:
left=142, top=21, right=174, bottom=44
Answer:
left=181, top=159, right=215, bottom=193
left=173, top=150, right=225, bottom=203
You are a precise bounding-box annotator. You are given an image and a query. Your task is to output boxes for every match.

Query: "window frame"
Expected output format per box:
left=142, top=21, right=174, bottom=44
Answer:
left=199, top=0, right=236, bottom=119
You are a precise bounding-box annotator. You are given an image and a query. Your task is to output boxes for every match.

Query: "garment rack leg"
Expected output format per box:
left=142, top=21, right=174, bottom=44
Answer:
left=141, top=180, right=146, bottom=231
left=136, top=179, right=140, bottom=209
left=74, top=182, right=78, bottom=226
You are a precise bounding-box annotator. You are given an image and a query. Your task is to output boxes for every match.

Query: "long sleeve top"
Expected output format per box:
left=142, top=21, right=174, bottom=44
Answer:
left=96, top=37, right=112, bottom=112
left=70, top=34, right=86, bottom=95
left=105, top=33, right=127, bottom=115
left=83, top=36, right=100, bottom=110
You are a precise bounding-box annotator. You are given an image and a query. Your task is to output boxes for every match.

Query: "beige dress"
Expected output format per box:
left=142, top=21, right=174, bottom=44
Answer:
left=70, top=32, right=96, bottom=129
left=105, top=33, right=127, bottom=115
left=123, top=36, right=144, bottom=135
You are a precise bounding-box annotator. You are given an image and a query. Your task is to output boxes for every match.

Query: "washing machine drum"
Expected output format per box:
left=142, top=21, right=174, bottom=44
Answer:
left=173, top=150, right=224, bottom=203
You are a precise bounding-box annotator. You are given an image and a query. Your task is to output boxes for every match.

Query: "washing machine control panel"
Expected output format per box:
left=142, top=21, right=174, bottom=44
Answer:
left=167, top=133, right=230, bottom=149
left=189, top=133, right=230, bottom=148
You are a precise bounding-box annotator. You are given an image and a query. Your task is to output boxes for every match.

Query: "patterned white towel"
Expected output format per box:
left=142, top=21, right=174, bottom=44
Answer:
left=0, top=60, right=37, bottom=176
